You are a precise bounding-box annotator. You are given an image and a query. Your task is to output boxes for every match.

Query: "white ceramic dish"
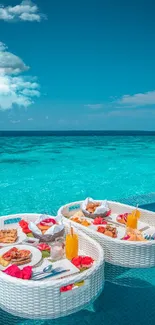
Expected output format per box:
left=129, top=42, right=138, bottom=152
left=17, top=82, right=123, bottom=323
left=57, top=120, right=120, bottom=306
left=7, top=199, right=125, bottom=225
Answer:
left=0, top=230, right=27, bottom=247
left=0, top=244, right=42, bottom=270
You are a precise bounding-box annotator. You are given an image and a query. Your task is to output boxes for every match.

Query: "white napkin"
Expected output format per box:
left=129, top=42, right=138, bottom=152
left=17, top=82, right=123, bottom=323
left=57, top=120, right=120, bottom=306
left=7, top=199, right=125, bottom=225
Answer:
left=29, top=215, right=64, bottom=236
left=82, top=197, right=109, bottom=214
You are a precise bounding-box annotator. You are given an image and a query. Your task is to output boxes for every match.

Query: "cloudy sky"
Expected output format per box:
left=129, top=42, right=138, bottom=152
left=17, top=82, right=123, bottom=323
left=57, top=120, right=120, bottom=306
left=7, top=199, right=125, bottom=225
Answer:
left=0, top=0, right=155, bottom=130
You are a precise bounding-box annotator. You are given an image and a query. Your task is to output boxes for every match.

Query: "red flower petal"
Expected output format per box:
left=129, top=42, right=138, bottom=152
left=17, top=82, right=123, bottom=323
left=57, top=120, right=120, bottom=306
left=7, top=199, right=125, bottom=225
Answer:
left=3, top=265, right=23, bottom=278
left=81, top=256, right=94, bottom=267
left=22, top=266, right=32, bottom=279
left=71, top=256, right=82, bottom=268
left=19, top=220, right=31, bottom=233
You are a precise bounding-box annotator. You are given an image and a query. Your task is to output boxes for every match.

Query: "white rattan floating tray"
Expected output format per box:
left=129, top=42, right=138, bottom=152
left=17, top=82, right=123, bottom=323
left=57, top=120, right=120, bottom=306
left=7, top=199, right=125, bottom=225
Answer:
left=0, top=214, right=104, bottom=319
left=58, top=200, right=155, bottom=268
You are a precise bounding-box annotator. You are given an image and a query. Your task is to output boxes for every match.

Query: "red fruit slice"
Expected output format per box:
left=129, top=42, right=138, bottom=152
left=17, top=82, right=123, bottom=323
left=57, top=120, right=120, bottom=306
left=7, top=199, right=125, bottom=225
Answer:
left=117, top=213, right=128, bottom=224
left=106, top=210, right=111, bottom=217
left=97, top=226, right=106, bottom=234
left=37, top=243, right=51, bottom=251
left=93, top=217, right=108, bottom=225
left=40, top=218, right=56, bottom=226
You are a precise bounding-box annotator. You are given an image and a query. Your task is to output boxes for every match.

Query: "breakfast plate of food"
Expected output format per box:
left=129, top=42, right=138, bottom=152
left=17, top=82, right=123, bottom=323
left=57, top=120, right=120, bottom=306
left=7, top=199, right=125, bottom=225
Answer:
left=0, top=244, right=42, bottom=270
left=70, top=215, right=126, bottom=239
left=0, top=229, right=27, bottom=246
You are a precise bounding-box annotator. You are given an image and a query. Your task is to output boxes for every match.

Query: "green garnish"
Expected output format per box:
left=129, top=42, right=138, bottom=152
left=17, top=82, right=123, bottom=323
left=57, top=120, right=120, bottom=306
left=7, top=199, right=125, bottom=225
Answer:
left=27, top=233, right=34, bottom=238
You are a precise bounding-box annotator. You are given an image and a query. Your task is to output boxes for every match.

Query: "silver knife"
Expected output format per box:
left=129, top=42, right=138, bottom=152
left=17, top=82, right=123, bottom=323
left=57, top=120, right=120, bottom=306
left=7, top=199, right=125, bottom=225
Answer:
left=33, top=269, right=70, bottom=281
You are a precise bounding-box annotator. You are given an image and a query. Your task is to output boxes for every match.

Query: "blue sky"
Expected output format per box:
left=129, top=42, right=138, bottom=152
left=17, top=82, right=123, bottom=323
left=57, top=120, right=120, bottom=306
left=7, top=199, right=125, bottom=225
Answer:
left=0, top=0, right=155, bottom=130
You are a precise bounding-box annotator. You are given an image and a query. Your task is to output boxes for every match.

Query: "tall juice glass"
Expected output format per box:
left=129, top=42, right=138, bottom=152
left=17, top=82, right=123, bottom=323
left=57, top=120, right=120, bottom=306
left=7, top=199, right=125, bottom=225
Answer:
left=126, top=213, right=137, bottom=229
left=126, top=209, right=140, bottom=229
left=65, top=228, right=78, bottom=260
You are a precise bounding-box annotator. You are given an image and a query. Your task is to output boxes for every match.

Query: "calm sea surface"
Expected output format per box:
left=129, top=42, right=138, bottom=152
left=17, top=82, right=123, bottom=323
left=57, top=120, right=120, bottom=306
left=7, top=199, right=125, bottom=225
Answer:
left=0, top=132, right=155, bottom=325
left=0, top=133, right=155, bottom=215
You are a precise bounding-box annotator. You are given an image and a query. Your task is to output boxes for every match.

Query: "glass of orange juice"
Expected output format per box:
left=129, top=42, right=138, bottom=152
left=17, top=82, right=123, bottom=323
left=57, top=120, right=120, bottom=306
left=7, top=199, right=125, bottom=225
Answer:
left=65, top=227, right=78, bottom=260
left=126, top=213, right=137, bottom=229
left=126, top=209, right=140, bottom=229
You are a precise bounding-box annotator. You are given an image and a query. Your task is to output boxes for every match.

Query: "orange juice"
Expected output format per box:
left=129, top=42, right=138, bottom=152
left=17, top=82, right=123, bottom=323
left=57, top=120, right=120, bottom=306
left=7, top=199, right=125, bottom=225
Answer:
left=65, top=233, right=78, bottom=260
left=126, top=209, right=140, bottom=229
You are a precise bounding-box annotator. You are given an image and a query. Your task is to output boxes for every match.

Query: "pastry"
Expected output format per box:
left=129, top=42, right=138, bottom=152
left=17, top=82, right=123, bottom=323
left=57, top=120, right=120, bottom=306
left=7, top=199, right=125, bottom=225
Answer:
left=1, top=247, right=32, bottom=267
left=12, top=258, right=31, bottom=266
left=97, top=225, right=117, bottom=238
left=2, top=247, right=18, bottom=261
left=0, top=229, right=17, bottom=244
left=86, top=202, right=101, bottom=214
left=71, top=216, right=91, bottom=226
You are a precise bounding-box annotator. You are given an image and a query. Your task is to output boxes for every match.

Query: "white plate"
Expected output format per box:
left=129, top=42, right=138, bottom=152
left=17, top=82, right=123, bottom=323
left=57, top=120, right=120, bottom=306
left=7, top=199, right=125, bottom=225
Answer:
left=0, top=230, right=27, bottom=247
left=0, top=244, right=42, bottom=270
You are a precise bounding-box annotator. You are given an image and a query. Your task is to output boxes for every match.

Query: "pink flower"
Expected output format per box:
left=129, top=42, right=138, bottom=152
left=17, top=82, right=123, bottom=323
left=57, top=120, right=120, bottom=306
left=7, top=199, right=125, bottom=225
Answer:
left=3, top=265, right=32, bottom=280
left=72, top=256, right=94, bottom=269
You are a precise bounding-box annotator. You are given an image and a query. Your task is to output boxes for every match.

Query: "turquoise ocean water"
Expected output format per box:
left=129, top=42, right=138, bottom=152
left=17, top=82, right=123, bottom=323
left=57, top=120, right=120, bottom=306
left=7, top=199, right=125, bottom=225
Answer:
left=1, top=134, right=155, bottom=215
left=1, top=132, right=155, bottom=325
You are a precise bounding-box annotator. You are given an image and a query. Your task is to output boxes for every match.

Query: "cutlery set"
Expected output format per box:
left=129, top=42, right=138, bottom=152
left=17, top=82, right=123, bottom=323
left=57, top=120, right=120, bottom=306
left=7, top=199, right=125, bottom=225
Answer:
left=32, top=264, right=70, bottom=281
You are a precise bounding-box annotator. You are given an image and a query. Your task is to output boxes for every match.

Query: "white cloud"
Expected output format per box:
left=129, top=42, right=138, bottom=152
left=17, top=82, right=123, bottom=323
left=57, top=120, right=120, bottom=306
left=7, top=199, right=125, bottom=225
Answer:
left=0, top=43, right=29, bottom=74
left=21, top=89, right=40, bottom=97
left=85, top=104, right=103, bottom=109
left=0, top=41, right=7, bottom=51
left=108, top=109, right=155, bottom=117
left=0, top=0, right=46, bottom=22
left=0, top=42, right=40, bottom=110
left=85, top=91, right=155, bottom=113
left=28, top=117, right=33, bottom=121
left=20, top=12, right=41, bottom=22
left=117, top=91, right=155, bottom=107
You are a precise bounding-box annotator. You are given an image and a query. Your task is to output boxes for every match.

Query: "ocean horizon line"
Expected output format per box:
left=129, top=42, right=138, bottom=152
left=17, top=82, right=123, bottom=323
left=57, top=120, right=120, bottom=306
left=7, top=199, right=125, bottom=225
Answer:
left=1, top=130, right=155, bottom=136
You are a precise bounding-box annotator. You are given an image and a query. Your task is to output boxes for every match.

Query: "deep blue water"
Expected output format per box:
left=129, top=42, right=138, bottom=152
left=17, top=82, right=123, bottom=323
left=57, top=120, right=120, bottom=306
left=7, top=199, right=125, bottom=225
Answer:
left=0, top=133, right=155, bottom=324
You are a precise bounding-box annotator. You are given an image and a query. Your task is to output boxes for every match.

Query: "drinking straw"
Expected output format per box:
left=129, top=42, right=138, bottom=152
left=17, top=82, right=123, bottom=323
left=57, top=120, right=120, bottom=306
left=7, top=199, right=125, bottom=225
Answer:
left=71, top=226, right=74, bottom=237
